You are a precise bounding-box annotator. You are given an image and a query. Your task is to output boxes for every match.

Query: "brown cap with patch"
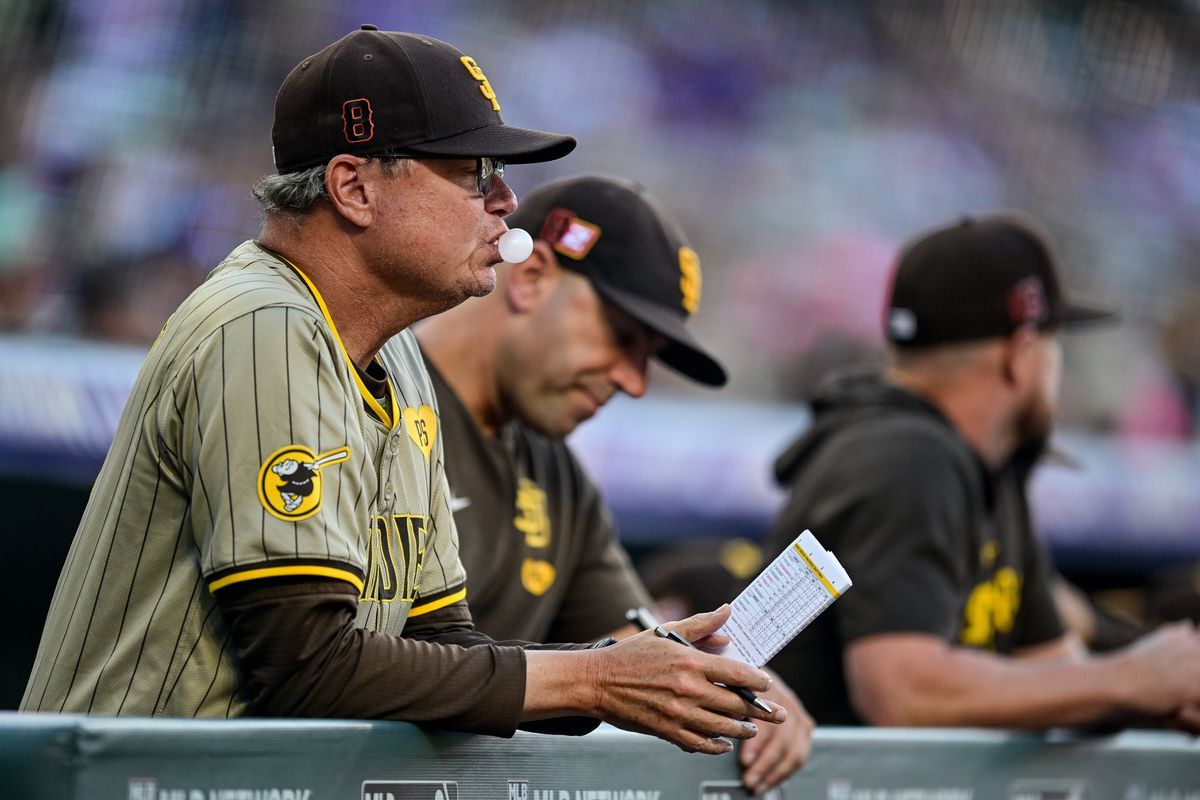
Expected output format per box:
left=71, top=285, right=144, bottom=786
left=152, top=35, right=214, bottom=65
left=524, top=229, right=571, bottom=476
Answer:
left=508, top=174, right=727, bottom=387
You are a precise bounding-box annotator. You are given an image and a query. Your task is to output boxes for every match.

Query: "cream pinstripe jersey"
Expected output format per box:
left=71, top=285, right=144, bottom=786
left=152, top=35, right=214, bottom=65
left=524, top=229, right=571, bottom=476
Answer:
left=22, top=240, right=466, bottom=717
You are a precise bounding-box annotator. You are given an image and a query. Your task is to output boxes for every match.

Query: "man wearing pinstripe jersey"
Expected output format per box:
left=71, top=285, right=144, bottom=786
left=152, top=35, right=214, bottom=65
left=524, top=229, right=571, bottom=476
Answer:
left=22, top=27, right=786, bottom=755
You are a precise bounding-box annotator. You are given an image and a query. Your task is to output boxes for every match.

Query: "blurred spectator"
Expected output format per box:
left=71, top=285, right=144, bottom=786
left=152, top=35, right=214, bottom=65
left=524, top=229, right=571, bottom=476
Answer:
left=1160, top=294, right=1200, bottom=437
left=77, top=250, right=198, bottom=344
left=1114, top=294, right=1200, bottom=440
left=0, top=166, right=57, bottom=332
left=0, top=0, right=1195, bottom=430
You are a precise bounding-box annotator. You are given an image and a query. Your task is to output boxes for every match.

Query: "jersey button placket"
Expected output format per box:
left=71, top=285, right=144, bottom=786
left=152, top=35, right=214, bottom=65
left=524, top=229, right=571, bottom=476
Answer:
left=381, top=447, right=395, bottom=508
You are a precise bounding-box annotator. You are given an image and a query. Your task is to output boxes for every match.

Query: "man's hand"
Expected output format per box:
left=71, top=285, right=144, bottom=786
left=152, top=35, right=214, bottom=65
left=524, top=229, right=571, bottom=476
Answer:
left=1114, top=621, right=1200, bottom=724
left=1170, top=700, right=1200, bottom=733
left=737, top=672, right=813, bottom=795
left=587, top=606, right=786, bottom=754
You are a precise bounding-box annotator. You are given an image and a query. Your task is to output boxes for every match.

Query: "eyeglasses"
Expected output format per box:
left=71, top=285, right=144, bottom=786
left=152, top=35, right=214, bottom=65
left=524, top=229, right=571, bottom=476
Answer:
left=476, top=157, right=505, bottom=196
left=363, top=153, right=505, bottom=197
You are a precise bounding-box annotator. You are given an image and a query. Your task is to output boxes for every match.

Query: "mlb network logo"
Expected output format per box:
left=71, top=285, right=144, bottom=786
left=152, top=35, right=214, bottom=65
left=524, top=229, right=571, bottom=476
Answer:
left=362, top=781, right=458, bottom=800
left=509, top=780, right=529, bottom=800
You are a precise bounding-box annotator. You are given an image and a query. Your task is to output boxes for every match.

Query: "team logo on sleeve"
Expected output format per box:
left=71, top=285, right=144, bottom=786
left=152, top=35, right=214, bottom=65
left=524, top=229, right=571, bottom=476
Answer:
left=257, top=444, right=351, bottom=521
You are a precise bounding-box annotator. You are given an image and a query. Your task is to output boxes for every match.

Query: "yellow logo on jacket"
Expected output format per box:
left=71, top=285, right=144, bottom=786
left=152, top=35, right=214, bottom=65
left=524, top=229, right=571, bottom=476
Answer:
left=522, top=559, right=556, bottom=596
left=960, top=567, right=1021, bottom=648
left=514, top=478, right=551, bottom=548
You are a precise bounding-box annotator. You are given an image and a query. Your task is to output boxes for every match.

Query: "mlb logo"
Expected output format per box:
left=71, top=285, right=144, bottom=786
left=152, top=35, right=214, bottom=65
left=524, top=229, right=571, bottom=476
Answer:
left=363, top=781, right=459, bottom=800
left=508, top=779, right=529, bottom=800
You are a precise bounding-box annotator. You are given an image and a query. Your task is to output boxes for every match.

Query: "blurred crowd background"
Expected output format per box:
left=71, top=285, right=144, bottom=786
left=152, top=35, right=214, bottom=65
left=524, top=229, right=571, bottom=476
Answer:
left=1, top=0, right=1200, bottom=704
left=1, top=0, right=1199, bottom=431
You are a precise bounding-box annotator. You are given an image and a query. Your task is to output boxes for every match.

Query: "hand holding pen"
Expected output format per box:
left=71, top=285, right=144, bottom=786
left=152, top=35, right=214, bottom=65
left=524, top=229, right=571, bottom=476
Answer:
left=625, top=606, right=813, bottom=793
left=626, top=606, right=774, bottom=714
left=583, top=604, right=782, bottom=756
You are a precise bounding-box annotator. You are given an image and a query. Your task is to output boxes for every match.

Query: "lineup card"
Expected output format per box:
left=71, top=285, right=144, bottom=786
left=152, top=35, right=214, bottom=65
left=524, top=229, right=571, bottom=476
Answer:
left=718, top=530, right=852, bottom=667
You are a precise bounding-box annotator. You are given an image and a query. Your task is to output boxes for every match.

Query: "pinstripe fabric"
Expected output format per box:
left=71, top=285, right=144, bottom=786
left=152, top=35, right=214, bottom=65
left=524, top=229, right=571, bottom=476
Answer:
left=21, top=241, right=466, bottom=717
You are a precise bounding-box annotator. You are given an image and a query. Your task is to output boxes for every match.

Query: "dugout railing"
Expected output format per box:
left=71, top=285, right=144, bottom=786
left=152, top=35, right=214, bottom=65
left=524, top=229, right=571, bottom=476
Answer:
left=1, top=713, right=1197, bottom=799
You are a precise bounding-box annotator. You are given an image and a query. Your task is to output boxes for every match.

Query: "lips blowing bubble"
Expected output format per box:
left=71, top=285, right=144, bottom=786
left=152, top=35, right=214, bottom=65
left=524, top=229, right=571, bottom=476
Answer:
left=498, top=228, right=533, bottom=264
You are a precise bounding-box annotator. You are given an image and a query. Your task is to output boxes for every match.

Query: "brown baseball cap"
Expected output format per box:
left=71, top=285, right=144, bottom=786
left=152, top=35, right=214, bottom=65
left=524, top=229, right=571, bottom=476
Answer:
left=271, top=25, right=576, bottom=174
left=885, top=214, right=1117, bottom=347
left=507, top=175, right=727, bottom=387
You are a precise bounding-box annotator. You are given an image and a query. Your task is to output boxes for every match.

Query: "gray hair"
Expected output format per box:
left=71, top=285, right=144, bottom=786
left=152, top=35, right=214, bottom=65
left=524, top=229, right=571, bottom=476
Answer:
left=252, top=164, right=328, bottom=217
left=252, top=156, right=414, bottom=219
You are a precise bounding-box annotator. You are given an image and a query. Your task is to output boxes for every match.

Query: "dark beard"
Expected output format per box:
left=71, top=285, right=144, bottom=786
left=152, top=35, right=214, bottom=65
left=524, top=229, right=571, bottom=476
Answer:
left=1009, top=396, right=1053, bottom=484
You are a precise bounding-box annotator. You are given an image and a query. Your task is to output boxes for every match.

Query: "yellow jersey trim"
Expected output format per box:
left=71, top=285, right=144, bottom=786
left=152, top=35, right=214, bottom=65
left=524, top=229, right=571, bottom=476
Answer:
left=408, top=587, right=467, bottom=617
left=278, top=255, right=399, bottom=431
left=208, top=565, right=366, bottom=594
left=793, top=542, right=840, bottom=599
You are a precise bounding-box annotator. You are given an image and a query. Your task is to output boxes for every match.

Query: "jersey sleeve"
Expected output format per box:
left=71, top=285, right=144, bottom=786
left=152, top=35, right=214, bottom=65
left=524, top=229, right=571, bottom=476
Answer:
left=545, top=455, right=652, bottom=643
left=769, top=425, right=975, bottom=643
left=161, top=305, right=370, bottom=594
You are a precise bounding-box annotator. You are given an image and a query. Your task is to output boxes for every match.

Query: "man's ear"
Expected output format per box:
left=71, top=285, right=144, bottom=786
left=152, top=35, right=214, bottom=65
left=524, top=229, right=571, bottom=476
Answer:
left=1001, top=325, right=1040, bottom=391
left=324, top=155, right=377, bottom=229
left=505, top=239, right=560, bottom=314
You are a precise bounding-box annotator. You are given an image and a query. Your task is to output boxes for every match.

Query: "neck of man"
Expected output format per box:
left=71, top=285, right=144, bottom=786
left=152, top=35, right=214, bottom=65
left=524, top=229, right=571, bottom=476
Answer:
left=416, top=298, right=509, bottom=437
left=886, top=364, right=1017, bottom=471
left=259, top=214, right=427, bottom=370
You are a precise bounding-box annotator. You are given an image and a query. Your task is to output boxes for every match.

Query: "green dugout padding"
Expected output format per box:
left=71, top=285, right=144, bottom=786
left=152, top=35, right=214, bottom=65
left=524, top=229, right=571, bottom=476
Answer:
left=0, top=713, right=1197, bottom=800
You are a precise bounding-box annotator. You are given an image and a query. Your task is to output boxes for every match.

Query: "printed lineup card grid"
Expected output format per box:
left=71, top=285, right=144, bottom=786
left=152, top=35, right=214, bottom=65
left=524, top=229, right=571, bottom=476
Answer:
left=718, top=530, right=853, bottom=667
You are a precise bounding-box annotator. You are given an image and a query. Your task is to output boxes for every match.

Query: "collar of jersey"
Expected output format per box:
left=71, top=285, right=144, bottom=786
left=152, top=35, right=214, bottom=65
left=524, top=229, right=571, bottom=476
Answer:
left=275, top=252, right=399, bottom=431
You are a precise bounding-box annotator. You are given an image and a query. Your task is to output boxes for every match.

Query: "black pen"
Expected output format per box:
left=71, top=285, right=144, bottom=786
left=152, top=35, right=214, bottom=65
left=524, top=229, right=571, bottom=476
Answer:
left=624, top=607, right=774, bottom=714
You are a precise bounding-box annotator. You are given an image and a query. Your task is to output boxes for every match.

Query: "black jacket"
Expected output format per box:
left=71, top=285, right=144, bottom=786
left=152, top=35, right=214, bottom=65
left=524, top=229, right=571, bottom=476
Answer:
left=765, top=372, right=1064, bottom=724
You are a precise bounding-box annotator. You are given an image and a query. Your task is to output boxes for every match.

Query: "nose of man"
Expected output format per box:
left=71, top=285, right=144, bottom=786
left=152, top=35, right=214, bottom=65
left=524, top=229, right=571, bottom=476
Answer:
left=610, top=349, right=650, bottom=399
left=486, top=174, right=517, bottom=216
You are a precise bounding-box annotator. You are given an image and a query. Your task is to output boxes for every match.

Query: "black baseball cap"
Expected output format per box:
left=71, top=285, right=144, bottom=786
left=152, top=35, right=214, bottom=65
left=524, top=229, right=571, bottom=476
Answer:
left=885, top=214, right=1117, bottom=347
left=508, top=175, right=727, bottom=387
left=272, top=25, right=576, bottom=174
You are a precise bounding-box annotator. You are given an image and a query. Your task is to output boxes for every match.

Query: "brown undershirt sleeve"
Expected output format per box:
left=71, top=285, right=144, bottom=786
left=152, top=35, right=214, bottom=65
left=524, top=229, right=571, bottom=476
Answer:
left=216, top=577, right=603, bottom=736
left=399, top=599, right=608, bottom=736
left=216, top=576, right=527, bottom=736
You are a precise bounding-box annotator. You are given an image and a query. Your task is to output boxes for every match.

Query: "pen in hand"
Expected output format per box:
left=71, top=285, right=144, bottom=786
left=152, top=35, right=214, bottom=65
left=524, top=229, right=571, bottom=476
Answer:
left=624, top=607, right=774, bottom=715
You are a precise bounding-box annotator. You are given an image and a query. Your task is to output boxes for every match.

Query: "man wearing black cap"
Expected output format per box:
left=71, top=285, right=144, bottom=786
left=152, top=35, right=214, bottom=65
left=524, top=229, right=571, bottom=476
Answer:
left=763, top=213, right=1200, bottom=730
left=23, top=30, right=786, bottom=754
left=418, top=174, right=813, bottom=793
